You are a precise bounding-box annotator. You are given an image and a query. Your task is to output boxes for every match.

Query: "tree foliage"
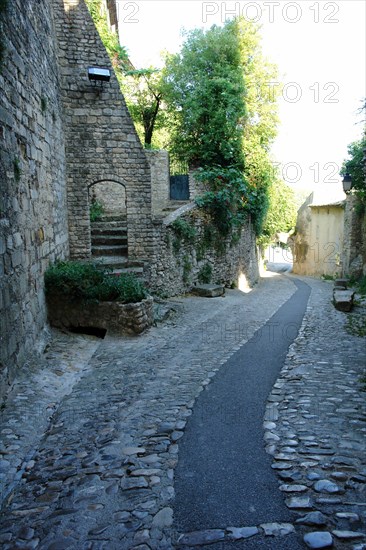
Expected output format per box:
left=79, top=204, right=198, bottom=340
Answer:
left=341, top=131, right=366, bottom=204
left=122, top=68, right=167, bottom=148
left=162, top=17, right=280, bottom=235
left=85, top=0, right=129, bottom=71
left=162, top=21, right=246, bottom=168
left=258, top=178, right=298, bottom=248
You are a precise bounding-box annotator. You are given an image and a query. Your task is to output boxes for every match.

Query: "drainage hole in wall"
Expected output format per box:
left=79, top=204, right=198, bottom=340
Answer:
left=68, top=327, right=107, bottom=339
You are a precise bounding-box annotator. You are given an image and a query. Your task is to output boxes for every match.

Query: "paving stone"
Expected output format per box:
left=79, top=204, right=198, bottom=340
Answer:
left=285, top=496, right=314, bottom=509
left=260, top=522, right=295, bottom=536
left=296, top=512, right=328, bottom=526
left=303, top=531, right=333, bottom=548
left=177, top=529, right=225, bottom=545
left=332, top=530, right=366, bottom=540
left=151, top=507, right=173, bottom=528
left=226, top=526, right=259, bottom=540
left=314, top=480, right=341, bottom=494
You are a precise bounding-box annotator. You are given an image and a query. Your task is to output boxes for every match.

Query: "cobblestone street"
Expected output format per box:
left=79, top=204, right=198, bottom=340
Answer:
left=0, top=274, right=365, bottom=549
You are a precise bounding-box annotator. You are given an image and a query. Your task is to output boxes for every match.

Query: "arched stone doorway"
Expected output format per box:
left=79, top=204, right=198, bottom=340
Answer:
left=88, top=180, right=128, bottom=259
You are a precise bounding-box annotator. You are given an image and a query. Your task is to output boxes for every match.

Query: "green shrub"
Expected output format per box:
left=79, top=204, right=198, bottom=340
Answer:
left=171, top=218, right=196, bottom=241
left=90, top=200, right=104, bottom=222
left=45, top=261, right=148, bottom=303
left=198, top=263, right=212, bottom=284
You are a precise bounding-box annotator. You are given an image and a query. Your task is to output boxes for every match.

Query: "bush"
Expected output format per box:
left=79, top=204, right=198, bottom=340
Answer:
left=90, top=200, right=104, bottom=222
left=45, top=261, right=148, bottom=304
left=198, top=263, right=212, bottom=284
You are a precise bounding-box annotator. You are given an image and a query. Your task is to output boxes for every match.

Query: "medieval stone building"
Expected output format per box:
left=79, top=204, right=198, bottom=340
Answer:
left=0, top=0, right=259, bottom=399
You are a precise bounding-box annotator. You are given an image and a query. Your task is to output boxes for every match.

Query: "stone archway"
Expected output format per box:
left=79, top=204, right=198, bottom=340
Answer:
left=88, top=179, right=128, bottom=259
left=88, top=179, right=127, bottom=218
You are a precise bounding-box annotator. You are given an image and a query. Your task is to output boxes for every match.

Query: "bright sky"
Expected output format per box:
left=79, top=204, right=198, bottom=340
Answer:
left=118, top=0, right=366, bottom=193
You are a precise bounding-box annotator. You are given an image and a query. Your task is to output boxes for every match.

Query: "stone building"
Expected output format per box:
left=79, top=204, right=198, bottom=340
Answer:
left=0, top=0, right=259, bottom=400
left=292, top=186, right=345, bottom=277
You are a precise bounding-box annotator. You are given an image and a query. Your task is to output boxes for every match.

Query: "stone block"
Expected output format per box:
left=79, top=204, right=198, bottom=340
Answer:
left=192, top=284, right=225, bottom=298
left=333, top=290, right=354, bottom=312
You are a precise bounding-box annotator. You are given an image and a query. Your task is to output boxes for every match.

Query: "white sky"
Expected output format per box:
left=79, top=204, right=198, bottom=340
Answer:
left=117, top=0, right=366, bottom=192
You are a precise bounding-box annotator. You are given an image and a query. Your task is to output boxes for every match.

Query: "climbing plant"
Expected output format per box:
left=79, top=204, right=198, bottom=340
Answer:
left=85, top=0, right=129, bottom=73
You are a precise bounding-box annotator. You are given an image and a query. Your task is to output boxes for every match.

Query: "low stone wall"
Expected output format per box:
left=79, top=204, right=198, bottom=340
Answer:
left=149, top=205, right=259, bottom=296
left=47, top=297, right=154, bottom=335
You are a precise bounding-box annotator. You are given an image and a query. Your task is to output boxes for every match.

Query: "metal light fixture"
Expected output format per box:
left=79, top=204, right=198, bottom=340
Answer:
left=88, top=67, right=111, bottom=86
left=342, top=172, right=352, bottom=193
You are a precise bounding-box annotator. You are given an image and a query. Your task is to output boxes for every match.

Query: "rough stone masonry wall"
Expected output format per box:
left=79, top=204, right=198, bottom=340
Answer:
left=342, top=195, right=366, bottom=278
left=149, top=207, right=259, bottom=296
left=52, top=0, right=154, bottom=262
left=0, top=0, right=69, bottom=398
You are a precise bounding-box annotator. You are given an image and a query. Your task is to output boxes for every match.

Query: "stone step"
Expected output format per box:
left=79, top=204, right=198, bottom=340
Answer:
left=92, top=235, right=127, bottom=246
left=333, top=290, right=355, bottom=312
left=92, top=245, right=128, bottom=257
left=90, top=257, right=146, bottom=279
left=91, top=227, right=127, bottom=236
left=97, top=215, right=127, bottom=222
left=91, top=220, right=127, bottom=230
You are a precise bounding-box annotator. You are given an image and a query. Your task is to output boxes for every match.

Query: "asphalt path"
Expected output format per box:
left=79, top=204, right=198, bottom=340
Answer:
left=174, top=277, right=311, bottom=548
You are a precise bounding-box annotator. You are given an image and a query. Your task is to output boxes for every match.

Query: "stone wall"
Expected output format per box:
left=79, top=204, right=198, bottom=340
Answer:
left=0, top=0, right=69, bottom=397
left=53, top=0, right=154, bottom=262
left=342, top=195, right=366, bottom=278
left=47, top=296, right=154, bottom=335
left=292, top=194, right=344, bottom=277
left=145, top=150, right=171, bottom=217
left=149, top=206, right=259, bottom=296
left=89, top=181, right=127, bottom=216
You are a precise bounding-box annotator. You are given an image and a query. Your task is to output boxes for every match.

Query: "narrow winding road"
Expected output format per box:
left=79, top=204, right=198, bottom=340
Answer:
left=1, top=274, right=365, bottom=549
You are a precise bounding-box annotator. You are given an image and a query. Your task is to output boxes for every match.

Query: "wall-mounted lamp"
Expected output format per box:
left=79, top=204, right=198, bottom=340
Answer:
left=88, top=67, right=111, bottom=87
left=342, top=172, right=352, bottom=193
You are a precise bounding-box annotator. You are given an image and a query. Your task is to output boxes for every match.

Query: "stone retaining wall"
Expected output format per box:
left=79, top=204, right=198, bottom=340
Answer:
left=150, top=205, right=259, bottom=296
left=47, top=296, right=154, bottom=335
left=0, top=0, right=69, bottom=397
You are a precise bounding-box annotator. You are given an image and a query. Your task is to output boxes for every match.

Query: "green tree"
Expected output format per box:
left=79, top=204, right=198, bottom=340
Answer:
left=122, top=68, right=167, bottom=148
left=162, top=18, right=280, bottom=235
left=258, top=177, right=298, bottom=249
left=163, top=21, right=246, bottom=167
left=341, top=132, right=366, bottom=204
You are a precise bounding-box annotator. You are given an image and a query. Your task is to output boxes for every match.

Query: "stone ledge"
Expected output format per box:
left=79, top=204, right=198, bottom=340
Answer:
left=191, top=284, right=225, bottom=298
left=333, top=290, right=355, bottom=312
left=47, top=296, right=154, bottom=335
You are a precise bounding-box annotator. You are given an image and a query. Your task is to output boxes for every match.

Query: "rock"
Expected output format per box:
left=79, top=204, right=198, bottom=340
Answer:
left=178, top=530, right=225, bottom=546
left=314, top=480, right=341, bottom=493
left=333, top=290, right=354, bottom=312
left=152, top=507, right=173, bottom=528
left=120, top=477, right=148, bottom=490
left=260, top=523, right=295, bottom=536
left=332, top=531, right=365, bottom=540
left=18, top=527, right=35, bottom=540
left=303, top=531, right=333, bottom=548
left=285, top=496, right=313, bottom=509
left=122, top=447, right=146, bottom=456
left=227, top=526, right=259, bottom=540
left=296, top=512, right=328, bottom=526
left=334, top=279, right=348, bottom=289
left=191, top=284, right=225, bottom=298
left=335, top=513, right=359, bottom=521
left=271, top=462, right=293, bottom=470
left=279, top=484, right=308, bottom=493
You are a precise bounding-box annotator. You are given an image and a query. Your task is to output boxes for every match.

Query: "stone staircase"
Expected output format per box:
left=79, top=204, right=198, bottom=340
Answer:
left=91, top=215, right=128, bottom=257
left=91, top=215, right=145, bottom=280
